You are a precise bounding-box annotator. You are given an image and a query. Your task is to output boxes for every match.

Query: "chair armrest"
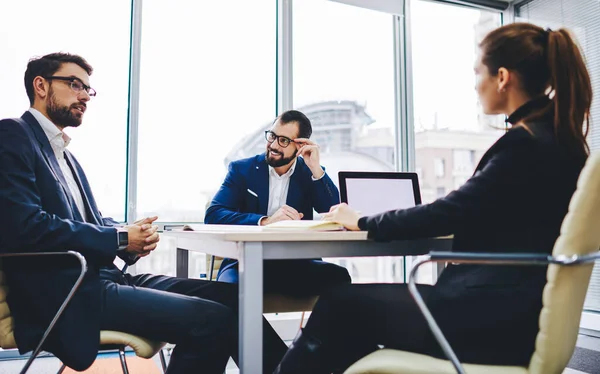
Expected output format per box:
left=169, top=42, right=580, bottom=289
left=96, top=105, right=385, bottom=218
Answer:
left=407, top=250, right=600, bottom=374
left=0, top=251, right=87, bottom=374
left=427, top=250, right=600, bottom=266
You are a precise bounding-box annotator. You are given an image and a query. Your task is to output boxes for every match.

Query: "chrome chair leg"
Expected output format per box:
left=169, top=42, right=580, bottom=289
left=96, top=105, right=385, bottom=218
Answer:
left=209, top=255, right=216, bottom=281
left=159, top=348, right=168, bottom=372
left=56, top=363, right=66, bottom=374
left=118, top=347, right=130, bottom=374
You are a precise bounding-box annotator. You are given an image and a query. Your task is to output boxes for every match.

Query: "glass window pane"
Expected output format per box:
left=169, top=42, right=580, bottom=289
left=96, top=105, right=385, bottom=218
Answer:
left=0, top=0, right=130, bottom=221
left=410, top=0, right=502, bottom=283
left=293, top=0, right=399, bottom=284
left=294, top=0, right=396, bottom=179
left=136, top=0, right=276, bottom=223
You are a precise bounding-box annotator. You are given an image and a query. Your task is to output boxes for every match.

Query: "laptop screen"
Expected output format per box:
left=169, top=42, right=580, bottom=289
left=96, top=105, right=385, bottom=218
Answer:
left=339, top=172, right=421, bottom=217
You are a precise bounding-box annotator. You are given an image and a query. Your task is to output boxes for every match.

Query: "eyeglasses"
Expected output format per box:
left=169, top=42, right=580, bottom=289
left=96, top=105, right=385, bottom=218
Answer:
left=44, top=76, right=97, bottom=97
left=265, top=130, right=295, bottom=148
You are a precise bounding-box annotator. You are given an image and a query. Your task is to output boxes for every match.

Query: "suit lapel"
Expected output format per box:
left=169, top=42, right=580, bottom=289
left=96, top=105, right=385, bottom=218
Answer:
left=286, top=166, right=303, bottom=211
left=65, top=151, right=101, bottom=225
left=254, top=155, right=269, bottom=215
left=22, top=112, right=82, bottom=219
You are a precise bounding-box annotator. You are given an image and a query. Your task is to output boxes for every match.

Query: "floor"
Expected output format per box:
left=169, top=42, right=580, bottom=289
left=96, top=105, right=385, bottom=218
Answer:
left=1, top=332, right=599, bottom=373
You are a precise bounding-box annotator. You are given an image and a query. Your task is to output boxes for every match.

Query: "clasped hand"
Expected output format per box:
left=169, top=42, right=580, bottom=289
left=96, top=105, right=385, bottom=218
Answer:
left=260, top=205, right=304, bottom=226
left=125, top=216, right=160, bottom=257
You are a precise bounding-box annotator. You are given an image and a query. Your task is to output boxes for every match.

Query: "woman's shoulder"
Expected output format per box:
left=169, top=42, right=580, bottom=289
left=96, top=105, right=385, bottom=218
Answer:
left=487, top=120, right=585, bottom=169
left=493, top=120, right=557, bottom=150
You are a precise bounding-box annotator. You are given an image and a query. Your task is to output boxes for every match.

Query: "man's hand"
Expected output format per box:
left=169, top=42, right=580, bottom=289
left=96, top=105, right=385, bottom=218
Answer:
left=133, top=216, right=158, bottom=226
left=124, top=223, right=160, bottom=254
left=294, top=138, right=324, bottom=179
left=260, top=204, right=304, bottom=226
left=321, top=203, right=361, bottom=231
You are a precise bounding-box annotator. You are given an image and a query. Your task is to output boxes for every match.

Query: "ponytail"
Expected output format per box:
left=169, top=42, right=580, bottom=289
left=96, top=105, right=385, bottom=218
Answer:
left=480, top=23, right=592, bottom=158
left=546, top=28, right=592, bottom=157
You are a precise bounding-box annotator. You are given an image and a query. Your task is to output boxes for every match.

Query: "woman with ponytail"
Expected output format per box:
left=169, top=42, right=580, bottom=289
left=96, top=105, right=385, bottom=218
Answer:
left=274, top=23, right=593, bottom=374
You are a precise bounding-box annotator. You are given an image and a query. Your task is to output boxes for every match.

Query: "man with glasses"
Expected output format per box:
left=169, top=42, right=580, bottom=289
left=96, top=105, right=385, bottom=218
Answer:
left=206, top=110, right=351, bottom=296
left=0, top=53, right=289, bottom=373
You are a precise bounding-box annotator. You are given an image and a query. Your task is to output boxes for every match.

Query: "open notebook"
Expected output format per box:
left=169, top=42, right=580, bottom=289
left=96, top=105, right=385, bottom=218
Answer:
left=262, top=220, right=345, bottom=231
left=163, top=222, right=345, bottom=232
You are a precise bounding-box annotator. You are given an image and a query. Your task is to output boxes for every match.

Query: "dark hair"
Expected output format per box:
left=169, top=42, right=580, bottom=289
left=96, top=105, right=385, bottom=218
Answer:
left=275, top=110, right=312, bottom=139
left=24, top=52, right=93, bottom=105
left=480, top=23, right=592, bottom=157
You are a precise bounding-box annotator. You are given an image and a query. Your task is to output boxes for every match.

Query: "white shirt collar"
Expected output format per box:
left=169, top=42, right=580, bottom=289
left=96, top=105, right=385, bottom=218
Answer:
left=268, top=158, right=297, bottom=179
left=29, top=108, right=71, bottom=148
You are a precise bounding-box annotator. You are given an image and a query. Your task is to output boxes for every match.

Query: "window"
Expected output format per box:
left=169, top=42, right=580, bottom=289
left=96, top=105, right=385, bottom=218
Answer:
left=411, top=0, right=503, bottom=204
left=434, top=158, right=446, bottom=178
left=436, top=187, right=446, bottom=198
left=0, top=0, right=131, bottom=221
left=293, top=0, right=398, bottom=283
left=135, top=0, right=276, bottom=223
left=293, top=0, right=397, bottom=181
left=453, top=149, right=475, bottom=174
left=515, top=0, right=600, bottom=321
left=408, top=1, right=503, bottom=285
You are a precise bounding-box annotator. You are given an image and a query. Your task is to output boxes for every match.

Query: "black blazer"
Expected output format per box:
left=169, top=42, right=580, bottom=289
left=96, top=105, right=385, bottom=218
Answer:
left=0, top=112, right=135, bottom=371
left=359, top=120, right=586, bottom=365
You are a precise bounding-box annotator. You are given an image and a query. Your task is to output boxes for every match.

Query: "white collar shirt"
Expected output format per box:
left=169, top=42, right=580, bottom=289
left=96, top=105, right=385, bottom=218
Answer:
left=266, top=159, right=297, bottom=217
left=29, top=108, right=88, bottom=222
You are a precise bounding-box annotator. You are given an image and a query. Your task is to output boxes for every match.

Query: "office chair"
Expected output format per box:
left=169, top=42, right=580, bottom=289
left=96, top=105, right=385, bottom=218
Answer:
left=0, top=251, right=167, bottom=374
left=345, top=153, right=600, bottom=374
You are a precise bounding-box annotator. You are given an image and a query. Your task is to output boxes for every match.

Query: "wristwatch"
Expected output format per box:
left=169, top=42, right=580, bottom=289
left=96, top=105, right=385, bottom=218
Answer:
left=117, top=228, right=129, bottom=250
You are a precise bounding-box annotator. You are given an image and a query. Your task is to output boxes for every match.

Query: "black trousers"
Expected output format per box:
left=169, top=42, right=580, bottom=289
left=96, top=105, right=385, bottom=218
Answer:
left=217, top=259, right=352, bottom=296
left=301, top=283, right=436, bottom=373
left=99, top=269, right=288, bottom=374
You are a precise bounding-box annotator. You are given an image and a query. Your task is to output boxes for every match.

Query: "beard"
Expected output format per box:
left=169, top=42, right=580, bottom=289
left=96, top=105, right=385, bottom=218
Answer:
left=266, top=147, right=297, bottom=167
left=46, top=88, right=84, bottom=128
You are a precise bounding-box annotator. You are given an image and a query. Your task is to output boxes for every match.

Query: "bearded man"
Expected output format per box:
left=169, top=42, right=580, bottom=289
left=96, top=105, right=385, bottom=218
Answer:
left=205, top=109, right=351, bottom=296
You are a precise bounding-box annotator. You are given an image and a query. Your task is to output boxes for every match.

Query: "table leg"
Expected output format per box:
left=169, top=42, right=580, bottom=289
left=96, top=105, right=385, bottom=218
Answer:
left=176, top=248, right=188, bottom=278
left=238, top=241, right=263, bottom=373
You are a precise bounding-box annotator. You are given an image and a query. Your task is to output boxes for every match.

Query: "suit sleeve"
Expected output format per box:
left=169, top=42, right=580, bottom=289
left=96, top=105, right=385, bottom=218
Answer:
left=102, top=217, right=121, bottom=227
left=311, top=168, right=340, bottom=213
left=204, top=162, right=264, bottom=225
left=0, top=120, right=117, bottom=266
left=99, top=216, right=140, bottom=265
left=358, top=139, right=536, bottom=241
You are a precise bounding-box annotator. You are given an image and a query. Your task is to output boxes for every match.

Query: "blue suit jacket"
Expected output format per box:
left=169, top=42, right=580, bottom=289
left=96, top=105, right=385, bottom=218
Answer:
left=0, top=112, right=133, bottom=371
left=204, top=154, right=340, bottom=274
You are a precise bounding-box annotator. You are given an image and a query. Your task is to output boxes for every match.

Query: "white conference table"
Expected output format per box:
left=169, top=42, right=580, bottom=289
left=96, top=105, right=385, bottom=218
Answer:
left=163, top=224, right=452, bottom=374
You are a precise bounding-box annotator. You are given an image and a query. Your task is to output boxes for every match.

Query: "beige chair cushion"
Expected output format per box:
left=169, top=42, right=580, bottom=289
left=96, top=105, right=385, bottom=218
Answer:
left=206, top=255, right=224, bottom=281
left=529, top=153, right=600, bottom=374
left=0, top=270, right=16, bottom=349
left=100, top=331, right=166, bottom=359
left=0, top=264, right=166, bottom=359
left=345, top=154, right=600, bottom=374
left=344, top=349, right=528, bottom=374
left=264, top=295, right=318, bottom=313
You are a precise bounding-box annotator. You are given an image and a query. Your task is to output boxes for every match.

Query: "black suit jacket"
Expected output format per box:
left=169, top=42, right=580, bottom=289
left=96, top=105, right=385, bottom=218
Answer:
left=0, top=112, right=136, bottom=371
left=359, top=121, right=586, bottom=365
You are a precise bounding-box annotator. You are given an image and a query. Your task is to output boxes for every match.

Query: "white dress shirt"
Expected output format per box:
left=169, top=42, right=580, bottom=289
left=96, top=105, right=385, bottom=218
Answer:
left=267, top=160, right=297, bottom=217
left=29, top=108, right=88, bottom=222
left=259, top=159, right=327, bottom=224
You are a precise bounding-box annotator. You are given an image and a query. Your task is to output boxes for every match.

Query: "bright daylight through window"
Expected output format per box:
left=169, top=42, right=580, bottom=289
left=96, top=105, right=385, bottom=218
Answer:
left=0, top=0, right=130, bottom=221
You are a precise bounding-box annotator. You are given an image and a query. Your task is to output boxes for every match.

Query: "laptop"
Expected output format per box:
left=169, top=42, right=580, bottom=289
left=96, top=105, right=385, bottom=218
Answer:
left=338, top=171, right=422, bottom=216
